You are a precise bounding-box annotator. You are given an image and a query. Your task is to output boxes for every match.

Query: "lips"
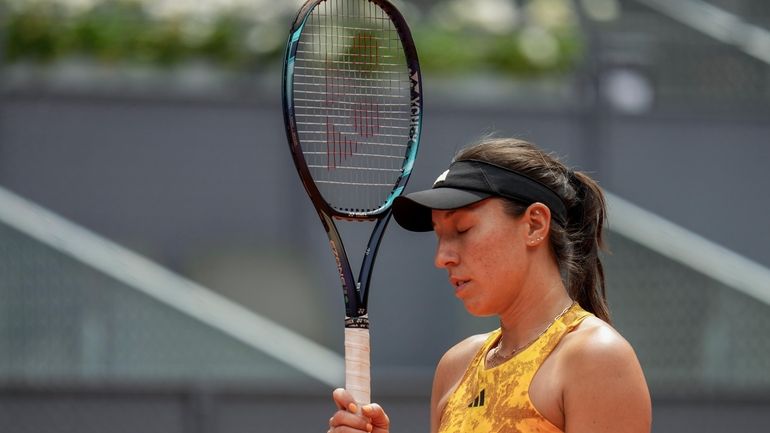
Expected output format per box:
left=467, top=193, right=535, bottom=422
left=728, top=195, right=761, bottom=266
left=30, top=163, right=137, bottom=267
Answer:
left=450, top=276, right=471, bottom=294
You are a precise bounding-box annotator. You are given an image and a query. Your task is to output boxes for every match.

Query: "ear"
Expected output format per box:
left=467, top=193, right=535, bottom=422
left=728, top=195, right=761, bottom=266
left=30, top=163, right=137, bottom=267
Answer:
left=524, top=202, right=551, bottom=247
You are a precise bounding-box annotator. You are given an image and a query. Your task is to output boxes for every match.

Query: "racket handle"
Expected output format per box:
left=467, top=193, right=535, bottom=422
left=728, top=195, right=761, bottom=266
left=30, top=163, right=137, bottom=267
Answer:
left=344, top=327, right=371, bottom=404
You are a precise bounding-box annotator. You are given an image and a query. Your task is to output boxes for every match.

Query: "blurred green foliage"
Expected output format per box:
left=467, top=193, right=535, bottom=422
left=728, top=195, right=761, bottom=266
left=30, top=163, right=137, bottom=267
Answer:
left=0, top=0, right=584, bottom=77
left=2, top=0, right=262, bottom=69
left=416, top=27, right=582, bottom=77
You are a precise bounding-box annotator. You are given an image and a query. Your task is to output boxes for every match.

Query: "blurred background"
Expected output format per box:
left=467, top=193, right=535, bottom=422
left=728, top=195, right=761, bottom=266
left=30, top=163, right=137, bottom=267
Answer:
left=1, top=0, right=769, bottom=432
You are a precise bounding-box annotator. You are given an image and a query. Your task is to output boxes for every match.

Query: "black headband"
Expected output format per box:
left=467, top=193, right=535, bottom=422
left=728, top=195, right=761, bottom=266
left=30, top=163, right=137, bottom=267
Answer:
left=392, top=159, right=568, bottom=232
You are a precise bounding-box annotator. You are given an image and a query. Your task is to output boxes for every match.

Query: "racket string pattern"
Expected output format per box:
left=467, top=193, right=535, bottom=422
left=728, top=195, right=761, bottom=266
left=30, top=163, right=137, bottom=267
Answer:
left=292, top=0, right=412, bottom=213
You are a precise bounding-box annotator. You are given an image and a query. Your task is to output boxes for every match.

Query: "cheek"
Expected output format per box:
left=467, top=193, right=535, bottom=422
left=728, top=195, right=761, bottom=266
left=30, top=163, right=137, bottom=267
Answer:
left=475, top=228, right=526, bottom=280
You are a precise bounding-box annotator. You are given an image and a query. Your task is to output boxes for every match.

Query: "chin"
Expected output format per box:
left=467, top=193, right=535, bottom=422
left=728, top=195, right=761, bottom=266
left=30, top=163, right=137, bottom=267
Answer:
left=462, top=301, right=496, bottom=318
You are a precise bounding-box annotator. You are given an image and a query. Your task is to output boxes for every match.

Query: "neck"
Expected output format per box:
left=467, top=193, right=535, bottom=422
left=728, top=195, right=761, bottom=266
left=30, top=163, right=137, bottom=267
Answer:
left=496, top=265, right=572, bottom=355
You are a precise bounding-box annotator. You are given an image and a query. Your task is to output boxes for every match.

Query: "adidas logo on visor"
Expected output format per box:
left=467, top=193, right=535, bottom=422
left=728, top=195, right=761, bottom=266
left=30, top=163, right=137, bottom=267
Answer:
left=433, top=169, right=450, bottom=186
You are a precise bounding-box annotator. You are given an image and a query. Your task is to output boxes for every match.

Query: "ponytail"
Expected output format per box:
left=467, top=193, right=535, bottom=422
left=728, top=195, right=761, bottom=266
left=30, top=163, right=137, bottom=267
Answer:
left=564, top=171, right=610, bottom=323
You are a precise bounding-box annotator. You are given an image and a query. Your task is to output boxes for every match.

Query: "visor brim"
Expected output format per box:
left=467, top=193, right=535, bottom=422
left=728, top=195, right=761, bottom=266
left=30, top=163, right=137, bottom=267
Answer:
left=392, top=188, right=491, bottom=232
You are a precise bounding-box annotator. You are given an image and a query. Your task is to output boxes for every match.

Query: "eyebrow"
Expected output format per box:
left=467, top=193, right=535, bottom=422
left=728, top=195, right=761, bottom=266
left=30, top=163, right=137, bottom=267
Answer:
left=430, top=205, right=475, bottom=229
left=431, top=210, right=453, bottom=230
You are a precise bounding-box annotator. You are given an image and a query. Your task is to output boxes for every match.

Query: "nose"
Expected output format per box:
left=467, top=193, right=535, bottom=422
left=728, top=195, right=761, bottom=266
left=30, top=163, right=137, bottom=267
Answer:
left=434, top=238, right=459, bottom=269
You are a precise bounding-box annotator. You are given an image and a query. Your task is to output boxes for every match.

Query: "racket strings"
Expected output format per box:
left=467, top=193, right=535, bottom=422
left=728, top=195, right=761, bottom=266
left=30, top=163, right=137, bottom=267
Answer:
left=293, top=0, right=411, bottom=213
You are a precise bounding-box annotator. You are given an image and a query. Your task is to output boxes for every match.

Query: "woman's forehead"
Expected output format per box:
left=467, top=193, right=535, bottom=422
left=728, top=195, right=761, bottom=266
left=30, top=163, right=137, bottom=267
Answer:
left=431, top=198, right=501, bottom=222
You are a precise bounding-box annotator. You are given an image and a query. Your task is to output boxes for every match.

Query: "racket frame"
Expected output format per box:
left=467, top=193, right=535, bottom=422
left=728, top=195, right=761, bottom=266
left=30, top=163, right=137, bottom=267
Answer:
left=282, top=0, right=422, bottom=403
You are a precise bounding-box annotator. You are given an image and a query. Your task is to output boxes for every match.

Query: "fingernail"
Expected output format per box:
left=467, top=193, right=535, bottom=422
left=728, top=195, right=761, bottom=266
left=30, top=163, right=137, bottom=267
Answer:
left=362, top=405, right=372, bottom=414
left=348, top=403, right=358, bottom=413
left=366, top=423, right=373, bottom=432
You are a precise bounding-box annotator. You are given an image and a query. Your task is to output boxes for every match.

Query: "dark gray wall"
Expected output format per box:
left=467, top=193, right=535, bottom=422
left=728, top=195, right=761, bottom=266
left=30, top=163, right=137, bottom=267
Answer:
left=604, top=115, right=770, bottom=265
left=1, top=90, right=768, bottom=267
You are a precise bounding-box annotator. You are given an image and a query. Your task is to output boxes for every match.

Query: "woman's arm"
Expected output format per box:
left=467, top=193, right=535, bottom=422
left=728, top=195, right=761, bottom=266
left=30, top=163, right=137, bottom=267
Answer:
left=560, top=323, right=652, bottom=433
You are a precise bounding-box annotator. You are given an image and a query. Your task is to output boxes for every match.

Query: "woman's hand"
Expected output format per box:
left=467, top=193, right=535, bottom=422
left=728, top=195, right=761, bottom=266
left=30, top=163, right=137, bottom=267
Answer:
left=329, top=388, right=390, bottom=433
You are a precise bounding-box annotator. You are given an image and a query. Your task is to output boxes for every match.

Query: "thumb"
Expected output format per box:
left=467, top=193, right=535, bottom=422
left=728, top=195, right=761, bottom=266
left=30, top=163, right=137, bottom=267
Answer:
left=332, top=388, right=359, bottom=413
left=362, top=403, right=389, bottom=431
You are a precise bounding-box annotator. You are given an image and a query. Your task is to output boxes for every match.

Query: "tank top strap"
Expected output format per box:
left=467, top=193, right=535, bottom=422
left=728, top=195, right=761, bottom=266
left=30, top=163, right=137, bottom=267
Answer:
left=517, top=302, right=592, bottom=364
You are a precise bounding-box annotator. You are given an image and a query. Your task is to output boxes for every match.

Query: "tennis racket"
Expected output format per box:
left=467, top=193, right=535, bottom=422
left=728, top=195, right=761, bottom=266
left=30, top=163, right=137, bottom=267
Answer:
left=282, top=0, right=422, bottom=405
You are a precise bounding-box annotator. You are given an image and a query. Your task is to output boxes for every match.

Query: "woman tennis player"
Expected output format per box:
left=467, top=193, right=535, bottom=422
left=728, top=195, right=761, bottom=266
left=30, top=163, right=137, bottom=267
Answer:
left=327, top=137, right=651, bottom=433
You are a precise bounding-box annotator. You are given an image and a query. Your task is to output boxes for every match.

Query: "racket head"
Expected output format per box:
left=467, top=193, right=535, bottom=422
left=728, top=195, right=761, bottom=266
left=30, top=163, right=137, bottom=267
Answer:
left=283, top=0, right=422, bottom=220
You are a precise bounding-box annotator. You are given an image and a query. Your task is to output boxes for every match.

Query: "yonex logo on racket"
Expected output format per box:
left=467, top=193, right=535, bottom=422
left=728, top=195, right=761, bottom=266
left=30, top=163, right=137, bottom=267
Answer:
left=329, top=239, right=348, bottom=290
left=409, top=70, right=421, bottom=145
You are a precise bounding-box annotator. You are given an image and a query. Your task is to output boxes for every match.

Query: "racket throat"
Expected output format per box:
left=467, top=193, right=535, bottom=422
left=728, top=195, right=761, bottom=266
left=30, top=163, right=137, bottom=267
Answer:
left=345, top=315, right=370, bottom=329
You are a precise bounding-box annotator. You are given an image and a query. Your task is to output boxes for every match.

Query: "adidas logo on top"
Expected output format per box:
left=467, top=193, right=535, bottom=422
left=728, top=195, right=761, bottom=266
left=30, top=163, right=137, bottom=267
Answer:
left=468, top=389, right=486, bottom=408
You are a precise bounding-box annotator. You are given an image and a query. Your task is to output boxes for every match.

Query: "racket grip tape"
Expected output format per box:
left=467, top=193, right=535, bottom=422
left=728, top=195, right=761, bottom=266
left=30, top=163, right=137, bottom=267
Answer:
left=344, top=327, right=371, bottom=405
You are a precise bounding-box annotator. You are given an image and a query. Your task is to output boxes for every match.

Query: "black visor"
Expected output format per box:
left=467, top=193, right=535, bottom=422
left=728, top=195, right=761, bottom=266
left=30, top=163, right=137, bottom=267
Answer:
left=392, top=159, right=568, bottom=232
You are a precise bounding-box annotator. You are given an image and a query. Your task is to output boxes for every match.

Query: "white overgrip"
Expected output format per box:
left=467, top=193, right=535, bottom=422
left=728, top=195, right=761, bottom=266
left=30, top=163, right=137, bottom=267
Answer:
left=344, top=327, right=371, bottom=404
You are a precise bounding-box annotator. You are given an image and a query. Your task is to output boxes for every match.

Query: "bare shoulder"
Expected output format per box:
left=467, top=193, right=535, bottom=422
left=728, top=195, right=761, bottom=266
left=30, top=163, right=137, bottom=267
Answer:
left=560, top=316, right=635, bottom=360
left=556, top=317, right=652, bottom=433
left=430, top=332, right=492, bottom=433
left=436, top=332, right=490, bottom=379
left=433, top=333, right=489, bottom=400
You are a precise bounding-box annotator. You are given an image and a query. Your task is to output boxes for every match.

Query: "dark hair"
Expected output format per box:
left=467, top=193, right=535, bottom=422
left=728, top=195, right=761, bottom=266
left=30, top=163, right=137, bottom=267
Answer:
left=454, top=137, right=611, bottom=323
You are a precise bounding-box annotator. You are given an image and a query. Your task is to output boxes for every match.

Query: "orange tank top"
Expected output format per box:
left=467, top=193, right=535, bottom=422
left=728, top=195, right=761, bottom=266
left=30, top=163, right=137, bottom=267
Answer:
left=437, top=303, right=592, bottom=433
